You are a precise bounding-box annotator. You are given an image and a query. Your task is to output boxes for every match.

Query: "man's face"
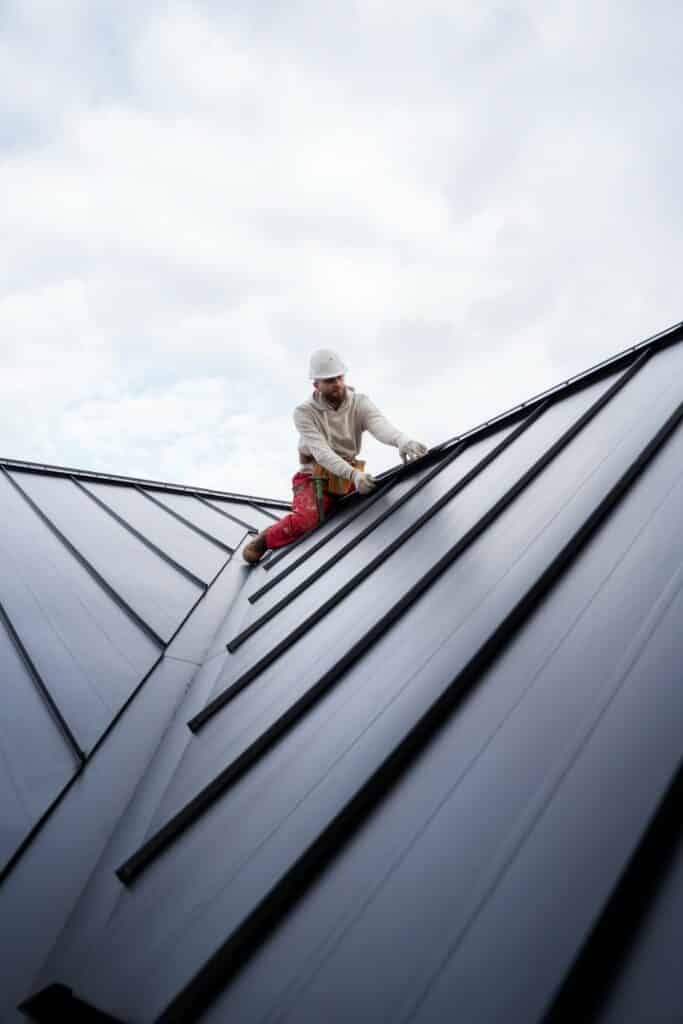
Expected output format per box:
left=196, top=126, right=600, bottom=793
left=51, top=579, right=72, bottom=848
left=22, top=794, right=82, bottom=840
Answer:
left=315, top=374, right=346, bottom=405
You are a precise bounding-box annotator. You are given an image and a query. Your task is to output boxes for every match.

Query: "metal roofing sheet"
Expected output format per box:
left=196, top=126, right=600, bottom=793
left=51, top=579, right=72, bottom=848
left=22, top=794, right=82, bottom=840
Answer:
left=200, top=499, right=260, bottom=534
left=7, top=326, right=683, bottom=1024
left=143, top=491, right=250, bottom=551
left=211, top=422, right=683, bottom=1024
left=114, top=351, right=680, bottom=1020
left=0, top=457, right=291, bottom=511
left=8, top=472, right=204, bottom=642
left=0, top=472, right=160, bottom=747
left=0, top=620, right=76, bottom=873
left=77, top=368, right=671, bottom=1007
left=82, top=482, right=228, bottom=585
left=205, top=499, right=278, bottom=534
left=561, top=775, right=683, bottom=1024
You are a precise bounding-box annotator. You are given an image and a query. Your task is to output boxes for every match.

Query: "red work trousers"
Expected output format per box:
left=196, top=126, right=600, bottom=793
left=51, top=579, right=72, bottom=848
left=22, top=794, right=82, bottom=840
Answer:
left=265, top=471, right=349, bottom=550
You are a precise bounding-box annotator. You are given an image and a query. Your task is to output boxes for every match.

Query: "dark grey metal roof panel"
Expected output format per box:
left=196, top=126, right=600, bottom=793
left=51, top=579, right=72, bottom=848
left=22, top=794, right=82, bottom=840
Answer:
left=144, top=490, right=250, bottom=550
left=0, top=618, right=76, bottom=872
left=21, top=574, right=253, bottom=1017
left=248, top=502, right=280, bottom=523
left=580, top=792, right=683, bottom=1024
left=66, top=374, right=663, bottom=999
left=8, top=472, right=203, bottom=642
left=0, top=655, right=203, bottom=1024
left=9, top=329, right=683, bottom=1024
left=189, top=376, right=683, bottom=1024
left=205, top=499, right=279, bottom=533
left=0, top=559, right=123, bottom=751
left=164, top=555, right=250, bottom=666
left=545, top=763, right=683, bottom=1024
left=82, top=481, right=228, bottom=584
left=406, top=572, right=683, bottom=1023
left=0, top=472, right=160, bottom=750
left=82, top=352, right=682, bottom=1019
left=0, top=456, right=291, bottom=511
left=200, top=499, right=260, bottom=534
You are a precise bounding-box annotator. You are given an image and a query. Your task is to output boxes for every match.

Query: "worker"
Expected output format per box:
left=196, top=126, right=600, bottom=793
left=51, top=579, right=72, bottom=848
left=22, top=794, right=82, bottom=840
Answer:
left=243, top=349, right=428, bottom=563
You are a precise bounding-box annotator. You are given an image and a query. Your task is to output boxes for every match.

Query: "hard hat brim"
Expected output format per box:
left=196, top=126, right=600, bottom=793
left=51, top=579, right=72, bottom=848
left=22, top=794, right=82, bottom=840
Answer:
left=310, top=369, right=347, bottom=380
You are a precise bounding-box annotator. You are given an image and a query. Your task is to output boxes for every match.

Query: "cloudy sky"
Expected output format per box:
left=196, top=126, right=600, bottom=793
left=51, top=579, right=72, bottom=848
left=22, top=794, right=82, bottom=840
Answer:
left=2, top=1, right=681, bottom=499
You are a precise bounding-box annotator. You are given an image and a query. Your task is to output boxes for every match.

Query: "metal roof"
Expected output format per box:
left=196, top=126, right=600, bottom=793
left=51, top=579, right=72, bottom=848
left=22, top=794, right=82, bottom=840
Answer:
left=3, top=321, right=683, bottom=1023
left=0, top=467, right=283, bottom=887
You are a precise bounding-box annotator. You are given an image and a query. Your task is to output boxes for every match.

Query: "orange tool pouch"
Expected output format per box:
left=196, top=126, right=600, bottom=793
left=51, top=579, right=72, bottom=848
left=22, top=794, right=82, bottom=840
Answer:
left=312, top=459, right=366, bottom=496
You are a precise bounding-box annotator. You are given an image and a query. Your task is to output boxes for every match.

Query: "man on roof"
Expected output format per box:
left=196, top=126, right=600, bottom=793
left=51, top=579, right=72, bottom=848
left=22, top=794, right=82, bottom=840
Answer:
left=243, top=349, right=428, bottom=563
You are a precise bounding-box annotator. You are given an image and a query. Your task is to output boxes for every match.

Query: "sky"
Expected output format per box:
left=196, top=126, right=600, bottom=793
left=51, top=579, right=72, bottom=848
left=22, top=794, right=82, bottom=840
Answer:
left=2, top=0, right=682, bottom=500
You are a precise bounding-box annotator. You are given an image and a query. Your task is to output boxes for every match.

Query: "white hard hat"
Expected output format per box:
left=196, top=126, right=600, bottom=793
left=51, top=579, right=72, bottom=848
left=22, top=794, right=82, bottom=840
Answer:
left=308, top=348, right=347, bottom=380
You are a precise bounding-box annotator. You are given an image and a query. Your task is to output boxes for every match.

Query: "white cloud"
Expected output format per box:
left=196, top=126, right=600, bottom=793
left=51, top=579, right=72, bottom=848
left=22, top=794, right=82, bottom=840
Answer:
left=1, top=0, right=682, bottom=499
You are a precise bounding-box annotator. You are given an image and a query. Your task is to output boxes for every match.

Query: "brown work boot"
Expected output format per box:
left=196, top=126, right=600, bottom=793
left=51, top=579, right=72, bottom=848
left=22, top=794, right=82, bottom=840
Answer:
left=242, top=530, right=269, bottom=564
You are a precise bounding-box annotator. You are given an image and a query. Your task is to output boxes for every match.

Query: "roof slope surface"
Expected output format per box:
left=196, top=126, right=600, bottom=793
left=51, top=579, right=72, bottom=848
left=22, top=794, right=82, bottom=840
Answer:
left=0, top=466, right=285, bottom=882
left=3, top=324, right=683, bottom=1023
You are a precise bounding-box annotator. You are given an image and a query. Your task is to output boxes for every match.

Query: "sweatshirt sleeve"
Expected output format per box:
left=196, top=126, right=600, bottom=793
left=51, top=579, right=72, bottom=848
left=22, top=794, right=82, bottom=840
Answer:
left=358, top=395, right=409, bottom=449
left=293, top=406, right=356, bottom=480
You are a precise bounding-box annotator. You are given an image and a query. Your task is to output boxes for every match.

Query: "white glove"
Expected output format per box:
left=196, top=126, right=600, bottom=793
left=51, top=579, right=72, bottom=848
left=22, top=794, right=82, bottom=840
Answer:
left=352, top=469, right=376, bottom=495
left=399, top=439, right=428, bottom=464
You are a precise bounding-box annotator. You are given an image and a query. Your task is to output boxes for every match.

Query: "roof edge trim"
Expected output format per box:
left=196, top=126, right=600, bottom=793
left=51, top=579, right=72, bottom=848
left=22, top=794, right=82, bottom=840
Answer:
left=0, top=460, right=290, bottom=511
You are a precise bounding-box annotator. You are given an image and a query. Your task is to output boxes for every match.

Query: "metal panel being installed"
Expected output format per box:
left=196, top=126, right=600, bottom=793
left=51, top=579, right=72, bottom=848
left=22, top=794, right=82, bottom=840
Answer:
left=3, top=323, right=683, bottom=1024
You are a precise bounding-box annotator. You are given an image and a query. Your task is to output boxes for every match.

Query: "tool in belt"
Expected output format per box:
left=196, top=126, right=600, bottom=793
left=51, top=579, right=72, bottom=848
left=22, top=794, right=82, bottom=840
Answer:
left=298, top=453, right=366, bottom=524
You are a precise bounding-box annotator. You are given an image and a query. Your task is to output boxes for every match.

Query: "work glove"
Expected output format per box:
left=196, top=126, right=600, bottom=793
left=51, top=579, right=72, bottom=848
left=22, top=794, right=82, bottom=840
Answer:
left=352, top=469, right=376, bottom=495
left=399, top=439, right=428, bottom=464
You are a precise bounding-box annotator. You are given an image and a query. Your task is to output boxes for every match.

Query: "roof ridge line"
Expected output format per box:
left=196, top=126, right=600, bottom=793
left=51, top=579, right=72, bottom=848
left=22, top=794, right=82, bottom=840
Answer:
left=425, top=319, right=683, bottom=459
left=0, top=458, right=290, bottom=510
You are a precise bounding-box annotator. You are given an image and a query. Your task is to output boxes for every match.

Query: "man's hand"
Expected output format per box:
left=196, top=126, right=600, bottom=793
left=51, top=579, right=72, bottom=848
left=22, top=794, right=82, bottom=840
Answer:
left=352, top=469, right=376, bottom=495
left=399, top=440, right=428, bottom=464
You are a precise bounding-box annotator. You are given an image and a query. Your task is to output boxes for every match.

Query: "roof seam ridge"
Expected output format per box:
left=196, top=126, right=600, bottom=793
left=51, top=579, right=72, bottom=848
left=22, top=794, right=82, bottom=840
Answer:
left=260, top=475, right=401, bottom=575
left=136, top=487, right=234, bottom=555
left=0, top=467, right=167, bottom=650
left=196, top=496, right=257, bottom=534
left=248, top=441, right=469, bottom=607
left=73, top=478, right=208, bottom=591
left=0, top=596, right=86, bottom=764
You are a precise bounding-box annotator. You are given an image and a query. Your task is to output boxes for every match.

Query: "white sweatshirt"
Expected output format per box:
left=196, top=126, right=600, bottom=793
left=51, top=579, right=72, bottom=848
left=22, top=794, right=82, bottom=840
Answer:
left=294, top=387, right=409, bottom=480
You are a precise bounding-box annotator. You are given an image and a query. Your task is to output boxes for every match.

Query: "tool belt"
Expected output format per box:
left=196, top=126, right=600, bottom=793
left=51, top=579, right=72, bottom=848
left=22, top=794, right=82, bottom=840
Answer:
left=299, top=453, right=366, bottom=496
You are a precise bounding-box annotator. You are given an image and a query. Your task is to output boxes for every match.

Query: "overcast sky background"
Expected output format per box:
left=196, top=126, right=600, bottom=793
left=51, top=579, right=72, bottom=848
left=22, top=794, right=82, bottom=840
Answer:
left=2, top=1, right=681, bottom=499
